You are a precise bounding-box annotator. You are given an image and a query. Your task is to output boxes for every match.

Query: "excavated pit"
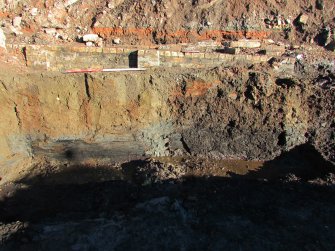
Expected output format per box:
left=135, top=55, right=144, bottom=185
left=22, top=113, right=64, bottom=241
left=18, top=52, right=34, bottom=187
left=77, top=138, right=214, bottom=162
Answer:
left=0, top=65, right=334, bottom=250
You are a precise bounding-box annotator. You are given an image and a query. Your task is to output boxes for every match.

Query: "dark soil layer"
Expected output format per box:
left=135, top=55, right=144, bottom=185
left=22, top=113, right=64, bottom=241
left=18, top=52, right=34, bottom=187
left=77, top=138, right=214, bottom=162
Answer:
left=0, top=145, right=334, bottom=251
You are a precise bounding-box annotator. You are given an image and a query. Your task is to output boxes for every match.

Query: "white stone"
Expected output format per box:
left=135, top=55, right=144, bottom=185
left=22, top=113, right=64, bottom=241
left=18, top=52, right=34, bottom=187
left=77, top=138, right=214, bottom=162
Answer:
left=86, top=41, right=93, bottom=47
left=113, top=38, right=121, bottom=44
left=83, top=34, right=99, bottom=42
left=264, top=39, right=275, bottom=44
left=96, top=38, right=103, bottom=47
left=13, top=16, right=22, bottom=28
left=44, top=28, right=57, bottom=35
left=0, top=28, right=6, bottom=49
left=296, top=54, right=304, bottom=61
left=64, top=0, right=80, bottom=7
left=30, top=8, right=38, bottom=16
left=229, top=39, right=261, bottom=48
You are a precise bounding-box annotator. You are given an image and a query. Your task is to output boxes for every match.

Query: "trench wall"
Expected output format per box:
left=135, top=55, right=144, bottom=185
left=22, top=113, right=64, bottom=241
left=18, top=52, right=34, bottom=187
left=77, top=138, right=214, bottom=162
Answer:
left=8, top=44, right=271, bottom=71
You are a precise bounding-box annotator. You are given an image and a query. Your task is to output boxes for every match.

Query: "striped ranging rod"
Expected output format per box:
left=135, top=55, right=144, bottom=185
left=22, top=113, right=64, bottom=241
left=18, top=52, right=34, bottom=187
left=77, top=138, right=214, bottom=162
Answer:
left=64, top=68, right=147, bottom=74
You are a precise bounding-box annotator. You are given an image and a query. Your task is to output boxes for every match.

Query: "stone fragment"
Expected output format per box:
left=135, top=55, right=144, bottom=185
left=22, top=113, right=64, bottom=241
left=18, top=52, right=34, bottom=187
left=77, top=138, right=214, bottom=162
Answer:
left=228, top=39, right=261, bottom=48
left=64, top=0, right=80, bottom=7
left=44, top=28, right=57, bottom=35
left=298, top=14, right=308, bottom=25
left=197, top=40, right=220, bottom=47
left=86, top=41, right=94, bottom=47
left=263, top=45, right=286, bottom=56
left=113, top=38, right=121, bottom=44
left=13, top=16, right=22, bottom=28
left=0, top=28, right=6, bottom=49
left=30, top=8, right=38, bottom=16
left=264, top=39, right=275, bottom=44
left=83, top=34, right=99, bottom=42
left=96, top=38, right=103, bottom=47
left=228, top=92, right=238, bottom=100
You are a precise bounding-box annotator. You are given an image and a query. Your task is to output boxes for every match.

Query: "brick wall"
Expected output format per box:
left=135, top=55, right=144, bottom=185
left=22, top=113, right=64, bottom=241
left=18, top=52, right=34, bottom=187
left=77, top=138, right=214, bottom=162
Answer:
left=15, top=44, right=271, bottom=71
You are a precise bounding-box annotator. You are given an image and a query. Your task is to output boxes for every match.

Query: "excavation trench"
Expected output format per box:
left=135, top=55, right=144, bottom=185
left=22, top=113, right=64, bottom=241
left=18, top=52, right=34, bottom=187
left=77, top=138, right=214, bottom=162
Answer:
left=0, top=66, right=334, bottom=250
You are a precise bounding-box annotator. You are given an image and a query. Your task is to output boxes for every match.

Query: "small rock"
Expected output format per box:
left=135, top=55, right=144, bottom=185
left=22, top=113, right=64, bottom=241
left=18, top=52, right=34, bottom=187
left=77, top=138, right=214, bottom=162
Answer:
left=96, top=38, right=103, bottom=47
left=298, top=14, right=308, bottom=25
left=44, top=28, right=57, bottom=35
left=296, top=54, right=304, bottom=61
left=13, top=16, right=22, bottom=28
left=30, top=8, right=38, bottom=16
left=86, top=41, right=94, bottom=47
left=228, top=92, right=238, bottom=100
left=82, top=34, right=99, bottom=42
left=61, top=34, right=69, bottom=40
left=264, top=39, right=275, bottom=44
left=64, top=0, right=79, bottom=7
left=113, top=38, right=121, bottom=44
left=205, top=21, right=212, bottom=26
left=0, top=28, right=6, bottom=49
left=291, top=44, right=300, bottom=49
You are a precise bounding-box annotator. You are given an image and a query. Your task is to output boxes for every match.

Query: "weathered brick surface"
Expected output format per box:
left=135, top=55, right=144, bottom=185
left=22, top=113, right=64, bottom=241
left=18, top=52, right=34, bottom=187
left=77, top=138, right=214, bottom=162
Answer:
left=228, top=39, right=261, bottom=48
left=23, top=44, right=272, bottom=71
left=138, top=50, right=160, bottom=68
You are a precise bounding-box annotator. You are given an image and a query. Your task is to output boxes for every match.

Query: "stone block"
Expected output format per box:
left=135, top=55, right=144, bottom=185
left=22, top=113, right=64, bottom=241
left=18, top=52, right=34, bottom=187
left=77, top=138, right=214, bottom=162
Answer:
left=163, top=51, right=171, bottom=57
left=138, top=50, right=160, bottom=67
left=263, top=45, right=286, bottom=56
left=137, top=49, right=145, bottom=56
left=116, top=48, right=124, bottom=54
left=298, top=14, right=309, bottom=25
left=218, top=54, right=227, bottom=60
left=83, top=34, right=99, bottom=42
left=229, top=39, right=261, bottom=48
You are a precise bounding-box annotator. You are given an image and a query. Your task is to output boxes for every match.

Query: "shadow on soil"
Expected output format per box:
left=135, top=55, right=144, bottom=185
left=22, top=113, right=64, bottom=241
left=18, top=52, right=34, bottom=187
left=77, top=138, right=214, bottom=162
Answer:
left=0, top=144, right=334, bottom=250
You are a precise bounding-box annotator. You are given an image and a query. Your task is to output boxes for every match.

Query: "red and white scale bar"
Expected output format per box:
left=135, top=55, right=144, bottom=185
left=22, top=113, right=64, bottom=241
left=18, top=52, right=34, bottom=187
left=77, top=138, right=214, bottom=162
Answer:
left=64, top=68, right=147, bottom=73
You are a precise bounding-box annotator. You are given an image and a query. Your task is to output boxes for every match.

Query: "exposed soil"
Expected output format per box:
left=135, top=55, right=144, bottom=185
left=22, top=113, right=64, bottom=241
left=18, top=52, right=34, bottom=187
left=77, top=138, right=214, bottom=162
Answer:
left=0, top=1, right=334, bottom=250
left=0, top=144, right=335, bottom=250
